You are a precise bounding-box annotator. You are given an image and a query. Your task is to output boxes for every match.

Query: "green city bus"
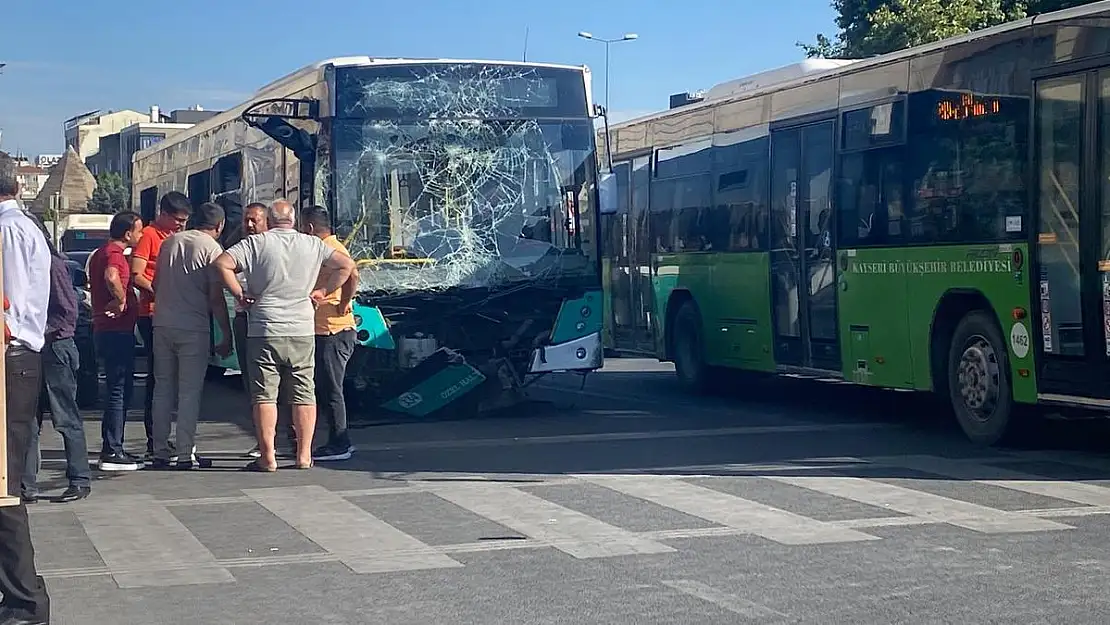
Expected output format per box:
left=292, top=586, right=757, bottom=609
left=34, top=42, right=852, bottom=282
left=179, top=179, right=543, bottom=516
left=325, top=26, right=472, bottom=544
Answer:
left=598, top=1, right=1110, bottom=444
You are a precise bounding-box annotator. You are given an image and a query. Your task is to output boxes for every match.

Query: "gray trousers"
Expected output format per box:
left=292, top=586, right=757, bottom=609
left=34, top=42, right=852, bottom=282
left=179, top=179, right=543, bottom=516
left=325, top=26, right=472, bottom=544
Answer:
left=151, top=328, right=209, bottom=462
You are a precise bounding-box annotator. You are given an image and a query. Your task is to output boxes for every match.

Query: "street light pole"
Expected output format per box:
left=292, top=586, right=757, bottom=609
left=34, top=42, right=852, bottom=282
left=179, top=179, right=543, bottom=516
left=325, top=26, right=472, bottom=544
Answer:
left=576, top=32, right=638, bottom=114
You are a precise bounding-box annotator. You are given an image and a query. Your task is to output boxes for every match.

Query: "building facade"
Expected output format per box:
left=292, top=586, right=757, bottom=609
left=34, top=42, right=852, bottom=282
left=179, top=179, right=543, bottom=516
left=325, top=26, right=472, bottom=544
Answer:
left=85, top=133, right=123, bottom=176
left=64, top=109, right=151, bottom=162
left=15, top=164, right=49, bottom=205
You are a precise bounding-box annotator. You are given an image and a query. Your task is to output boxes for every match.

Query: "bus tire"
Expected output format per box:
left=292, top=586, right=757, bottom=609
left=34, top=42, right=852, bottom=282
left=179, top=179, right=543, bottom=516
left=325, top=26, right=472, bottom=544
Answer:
left=946, top=310, right=1015, bottom=445
left=672, top=300, right=716, bottom=393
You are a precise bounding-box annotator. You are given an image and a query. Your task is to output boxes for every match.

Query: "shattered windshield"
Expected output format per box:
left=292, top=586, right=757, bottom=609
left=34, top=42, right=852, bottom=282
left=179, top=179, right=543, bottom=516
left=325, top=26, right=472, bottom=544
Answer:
left=329, top=64, right=598, bottom=296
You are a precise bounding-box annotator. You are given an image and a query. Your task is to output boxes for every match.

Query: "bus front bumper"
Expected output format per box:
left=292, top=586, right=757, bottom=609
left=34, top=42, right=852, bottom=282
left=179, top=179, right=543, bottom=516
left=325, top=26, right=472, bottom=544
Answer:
left=528, top=332, right=603, bottom=374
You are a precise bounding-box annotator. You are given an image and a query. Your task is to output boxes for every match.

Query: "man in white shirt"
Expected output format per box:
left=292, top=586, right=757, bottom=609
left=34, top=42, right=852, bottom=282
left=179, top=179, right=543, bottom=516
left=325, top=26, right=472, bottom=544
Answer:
left=0, top=155, right=51, bottom=625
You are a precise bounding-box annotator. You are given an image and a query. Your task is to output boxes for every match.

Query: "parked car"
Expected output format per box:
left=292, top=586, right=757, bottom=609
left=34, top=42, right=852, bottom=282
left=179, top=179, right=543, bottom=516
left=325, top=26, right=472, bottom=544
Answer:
left=64, top=250, right=92, bottom=273
left=66, top=260, right=99, bottom=409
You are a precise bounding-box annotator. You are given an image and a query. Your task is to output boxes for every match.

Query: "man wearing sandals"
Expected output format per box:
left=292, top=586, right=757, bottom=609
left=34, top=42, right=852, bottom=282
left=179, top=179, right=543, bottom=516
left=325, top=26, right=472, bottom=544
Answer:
left=232, top=203, right=297, bottom=459
left=212, top=200, right=355, bottom=471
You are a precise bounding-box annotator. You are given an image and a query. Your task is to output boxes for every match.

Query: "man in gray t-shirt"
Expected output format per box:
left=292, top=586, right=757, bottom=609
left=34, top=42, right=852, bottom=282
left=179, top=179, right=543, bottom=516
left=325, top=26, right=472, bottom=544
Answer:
left=213, top=199, right=356, bottom=471
left=151, top=202, right=232, bottom=468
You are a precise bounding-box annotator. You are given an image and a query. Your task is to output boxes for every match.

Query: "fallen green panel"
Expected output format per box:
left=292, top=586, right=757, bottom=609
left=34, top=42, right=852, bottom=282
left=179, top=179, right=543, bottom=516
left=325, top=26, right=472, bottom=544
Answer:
left=380, top=363, right=486, bottom=417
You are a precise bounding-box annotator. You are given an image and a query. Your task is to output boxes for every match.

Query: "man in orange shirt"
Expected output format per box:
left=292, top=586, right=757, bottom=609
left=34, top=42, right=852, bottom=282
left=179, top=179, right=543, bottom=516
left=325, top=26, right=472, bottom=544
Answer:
left=300, top=205, right=358, bottom=462
left=131, top=191, right=192, bottom=459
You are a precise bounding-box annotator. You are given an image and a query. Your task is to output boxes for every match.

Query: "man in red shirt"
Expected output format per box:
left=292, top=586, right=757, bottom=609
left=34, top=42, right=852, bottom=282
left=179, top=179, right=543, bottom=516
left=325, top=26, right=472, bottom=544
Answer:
left=131, top=192, right=191, bottom=459
left=88, top=211, right=145, bottom=472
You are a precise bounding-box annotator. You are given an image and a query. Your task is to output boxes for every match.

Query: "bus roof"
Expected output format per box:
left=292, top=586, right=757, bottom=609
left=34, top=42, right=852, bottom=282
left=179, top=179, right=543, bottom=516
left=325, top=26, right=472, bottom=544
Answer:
left=254, top=56, right=590, bottom=96
left=134, top=58, right=592, bottom=164
left=608, top=0, right=1110, bottom=131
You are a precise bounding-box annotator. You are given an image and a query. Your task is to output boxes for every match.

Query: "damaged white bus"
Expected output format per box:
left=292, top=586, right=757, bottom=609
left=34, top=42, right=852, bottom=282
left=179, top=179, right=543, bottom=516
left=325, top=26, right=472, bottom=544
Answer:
left=131, top=57, right=607, bottom=418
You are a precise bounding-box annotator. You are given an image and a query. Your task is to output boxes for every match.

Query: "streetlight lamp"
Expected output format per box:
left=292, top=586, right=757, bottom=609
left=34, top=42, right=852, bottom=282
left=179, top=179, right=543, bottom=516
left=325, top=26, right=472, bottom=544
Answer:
left=577, top=32, right=638, bottom=114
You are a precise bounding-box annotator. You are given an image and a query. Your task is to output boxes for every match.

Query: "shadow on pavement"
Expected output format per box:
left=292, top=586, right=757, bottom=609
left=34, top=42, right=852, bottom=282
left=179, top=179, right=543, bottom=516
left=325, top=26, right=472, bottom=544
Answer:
left=311, top=361, right=1110, bottom=486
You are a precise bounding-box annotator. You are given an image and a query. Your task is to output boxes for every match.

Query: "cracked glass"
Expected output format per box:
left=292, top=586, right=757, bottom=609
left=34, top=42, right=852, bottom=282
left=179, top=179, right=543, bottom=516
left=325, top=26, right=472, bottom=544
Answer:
left=330, top=63, right=598, bottom=295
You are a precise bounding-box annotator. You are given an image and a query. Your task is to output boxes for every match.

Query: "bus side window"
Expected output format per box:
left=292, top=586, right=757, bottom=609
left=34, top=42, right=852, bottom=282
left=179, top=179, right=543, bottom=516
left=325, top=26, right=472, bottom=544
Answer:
left=139, top=186, right=158, bottom=224
left=905, top=90, right=1027, bottom=244
left=837, top=147, right=904, bottom=247
left=713, top=135, right=768, bottom=252
left=214, top=153, right=242, bottom=194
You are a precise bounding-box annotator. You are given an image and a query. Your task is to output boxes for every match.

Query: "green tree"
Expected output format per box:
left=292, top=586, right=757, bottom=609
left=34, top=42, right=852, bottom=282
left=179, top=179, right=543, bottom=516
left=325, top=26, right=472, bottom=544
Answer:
left=801, top=0, right=1096, bottom=58
left=88, top=172, right=129, bottom=214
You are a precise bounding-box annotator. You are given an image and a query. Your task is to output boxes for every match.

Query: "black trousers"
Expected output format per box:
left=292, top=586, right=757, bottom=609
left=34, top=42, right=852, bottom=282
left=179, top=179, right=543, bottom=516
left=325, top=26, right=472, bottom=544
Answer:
left=138, top=317, right=155, bottom=452
left=316, top=330, right=356, bottom=449
left=0, top=346, right=50, bottom=620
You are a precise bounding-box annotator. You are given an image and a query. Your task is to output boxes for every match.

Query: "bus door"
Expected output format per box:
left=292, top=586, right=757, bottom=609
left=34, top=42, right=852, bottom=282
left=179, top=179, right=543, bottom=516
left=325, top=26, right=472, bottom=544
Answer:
left=769, top=120, right=840, bottom=371
left=1033, top=69, right=1110, bottom=399
left=608, top=156, right=655, bottom=353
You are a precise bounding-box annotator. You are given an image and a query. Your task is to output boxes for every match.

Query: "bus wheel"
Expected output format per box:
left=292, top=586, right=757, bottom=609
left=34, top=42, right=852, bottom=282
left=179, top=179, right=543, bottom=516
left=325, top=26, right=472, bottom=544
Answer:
left=673, top=300, right=713, bottom=393
left=947, top=311, right=1014, bottom=445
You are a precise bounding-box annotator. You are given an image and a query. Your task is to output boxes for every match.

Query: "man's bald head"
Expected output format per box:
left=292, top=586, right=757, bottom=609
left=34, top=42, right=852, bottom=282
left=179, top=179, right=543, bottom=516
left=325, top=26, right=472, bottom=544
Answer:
left=268, top=199, right=296, bottom=228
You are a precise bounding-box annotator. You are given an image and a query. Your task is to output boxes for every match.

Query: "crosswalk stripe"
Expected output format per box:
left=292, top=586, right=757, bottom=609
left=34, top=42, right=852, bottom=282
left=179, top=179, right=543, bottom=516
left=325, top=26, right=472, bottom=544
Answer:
left=74, top=496, right=233, bottom=588
left=872, top=455, right=1110, bottom=507
left=581, top=475, right=878, bottom=545
left=768, top=475, right=1073, bottom=534
left=243, top=485, right=464, bottom=574
left=425, top=482, right=676, bottom=558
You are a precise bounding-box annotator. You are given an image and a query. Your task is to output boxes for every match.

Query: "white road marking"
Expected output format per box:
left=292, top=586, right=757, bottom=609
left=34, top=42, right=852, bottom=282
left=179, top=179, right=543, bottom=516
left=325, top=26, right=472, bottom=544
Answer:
left=582, top=475, right=878, bottom=545
left=244, top=485, right=463, bottom=574
left=75, top=495, right=233, bottom=588
left=624, top=456, right=875, bottom=475
left=873, top=455, right=1110, bottom=507
left=425, top=482, right=675, bottom=559
left=662, top=579, right=791, bottom=620
left=40, top=498, right=1110, bottom=581
left=769, top=475, right=1073, bottom=533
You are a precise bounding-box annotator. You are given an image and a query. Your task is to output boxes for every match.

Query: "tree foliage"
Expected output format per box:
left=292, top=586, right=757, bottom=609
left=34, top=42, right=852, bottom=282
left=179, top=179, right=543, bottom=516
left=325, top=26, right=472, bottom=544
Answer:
left=88, top=172, right=129, bottom=214
left=801, top=0, right=1095, bottom=58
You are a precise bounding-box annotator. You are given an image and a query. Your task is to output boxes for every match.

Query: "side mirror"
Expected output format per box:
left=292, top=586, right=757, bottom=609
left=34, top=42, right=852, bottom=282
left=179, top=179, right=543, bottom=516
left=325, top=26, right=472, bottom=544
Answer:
left=598, top=172, right=618, bottom=215
left=73, top=269, right=88, bottom=289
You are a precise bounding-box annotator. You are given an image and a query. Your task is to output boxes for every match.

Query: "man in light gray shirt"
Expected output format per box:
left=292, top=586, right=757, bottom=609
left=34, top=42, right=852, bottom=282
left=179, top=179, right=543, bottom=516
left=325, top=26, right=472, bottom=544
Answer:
left=213, top=199, right=356, bottom=471
left=151, top=202, right=233, bottom=470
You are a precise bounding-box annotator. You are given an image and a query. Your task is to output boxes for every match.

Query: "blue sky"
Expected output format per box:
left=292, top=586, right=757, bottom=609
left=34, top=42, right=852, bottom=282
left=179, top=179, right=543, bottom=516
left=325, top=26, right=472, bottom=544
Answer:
left=1, top=0, right=835, bottom=157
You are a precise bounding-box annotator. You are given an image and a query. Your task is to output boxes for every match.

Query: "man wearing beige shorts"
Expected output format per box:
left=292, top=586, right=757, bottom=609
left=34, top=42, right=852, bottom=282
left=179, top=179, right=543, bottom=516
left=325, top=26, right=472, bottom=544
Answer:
left=212, top=200, right=355, bottom=471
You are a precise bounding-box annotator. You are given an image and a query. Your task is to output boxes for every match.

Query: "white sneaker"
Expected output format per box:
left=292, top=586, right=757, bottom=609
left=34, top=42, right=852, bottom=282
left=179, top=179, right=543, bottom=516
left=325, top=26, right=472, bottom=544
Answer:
left=99, top=453, right=143, bottom=472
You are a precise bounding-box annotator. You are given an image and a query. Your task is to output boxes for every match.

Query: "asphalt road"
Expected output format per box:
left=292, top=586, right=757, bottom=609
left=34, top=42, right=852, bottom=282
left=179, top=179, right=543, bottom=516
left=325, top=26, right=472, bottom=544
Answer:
left=27, top=359, right=1110, bottom=624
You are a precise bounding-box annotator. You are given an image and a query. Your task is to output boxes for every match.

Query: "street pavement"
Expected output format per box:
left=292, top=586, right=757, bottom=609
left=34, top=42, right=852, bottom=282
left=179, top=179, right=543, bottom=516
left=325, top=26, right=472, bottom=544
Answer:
left=25, top=359, right=1110, bottom=624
